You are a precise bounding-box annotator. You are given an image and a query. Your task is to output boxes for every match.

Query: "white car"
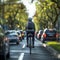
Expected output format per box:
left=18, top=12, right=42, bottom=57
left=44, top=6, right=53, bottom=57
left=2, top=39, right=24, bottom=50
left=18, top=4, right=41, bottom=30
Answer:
left=5, top=30, right=20, bottom=45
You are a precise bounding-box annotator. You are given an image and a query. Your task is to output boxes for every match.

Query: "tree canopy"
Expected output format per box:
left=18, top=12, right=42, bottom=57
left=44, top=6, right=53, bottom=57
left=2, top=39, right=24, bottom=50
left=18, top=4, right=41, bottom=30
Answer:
left=34, top=0, right=60, bottom=31
left=0, top=0, right=28, bottom=30
left=0, top=0, right=60, bottom=31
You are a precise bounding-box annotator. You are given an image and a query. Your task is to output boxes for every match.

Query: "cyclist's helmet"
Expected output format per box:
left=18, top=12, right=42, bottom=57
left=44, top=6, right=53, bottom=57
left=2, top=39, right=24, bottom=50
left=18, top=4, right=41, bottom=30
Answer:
left=28, top=18, right=32, bottom=21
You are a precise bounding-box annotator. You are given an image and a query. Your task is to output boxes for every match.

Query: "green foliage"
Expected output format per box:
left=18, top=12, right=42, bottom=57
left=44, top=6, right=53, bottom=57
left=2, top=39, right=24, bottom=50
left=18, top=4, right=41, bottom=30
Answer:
left=34, top=0, right=60, bottom=31
left=50, top=0, right=60, bottom=9
left=46, top=41, right=60, bottom=52
left=0, top=1, right=28, bottom=30
left=5, top=0, right=19, bottom=2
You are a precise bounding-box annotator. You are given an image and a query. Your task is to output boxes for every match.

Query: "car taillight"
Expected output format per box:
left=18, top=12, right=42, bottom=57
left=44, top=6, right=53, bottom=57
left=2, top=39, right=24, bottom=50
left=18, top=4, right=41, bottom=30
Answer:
left=43, top=34, right=46, bottom=38
left=22, top=33, right=24, bottom=36
left=0, top=42, right=3, bottom=47
left=39, top=34, right=41, bottom=37
left=4, top=37, right=8, bottom=42
left=56, top=33, right=59, bottom=38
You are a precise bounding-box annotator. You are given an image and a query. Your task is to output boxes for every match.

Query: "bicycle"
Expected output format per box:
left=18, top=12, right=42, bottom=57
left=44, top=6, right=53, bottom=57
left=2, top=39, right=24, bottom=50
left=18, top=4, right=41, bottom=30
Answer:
left=28, top=33, right=33, bottom=55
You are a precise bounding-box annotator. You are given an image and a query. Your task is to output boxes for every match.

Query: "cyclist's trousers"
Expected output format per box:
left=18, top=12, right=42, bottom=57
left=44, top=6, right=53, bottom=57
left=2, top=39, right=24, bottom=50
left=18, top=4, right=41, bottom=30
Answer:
left=26, top=32, right=35, bottom=46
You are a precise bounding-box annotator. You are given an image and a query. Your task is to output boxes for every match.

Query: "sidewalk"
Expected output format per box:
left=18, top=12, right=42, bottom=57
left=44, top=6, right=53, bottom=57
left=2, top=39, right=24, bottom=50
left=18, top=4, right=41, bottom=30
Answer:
left=43, top=43, right=60, bottom=59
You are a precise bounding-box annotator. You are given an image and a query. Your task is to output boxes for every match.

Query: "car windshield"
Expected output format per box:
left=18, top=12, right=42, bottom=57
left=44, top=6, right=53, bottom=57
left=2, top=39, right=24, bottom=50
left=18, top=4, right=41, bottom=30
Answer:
left=5, top=31, right=16, bottom=35
left=7, top=34, right=17, bottom=37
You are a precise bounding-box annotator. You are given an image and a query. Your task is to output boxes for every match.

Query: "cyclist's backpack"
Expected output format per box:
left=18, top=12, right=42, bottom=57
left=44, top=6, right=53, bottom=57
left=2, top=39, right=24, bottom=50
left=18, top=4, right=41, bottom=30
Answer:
left=27, top=22, right=34, bottom=29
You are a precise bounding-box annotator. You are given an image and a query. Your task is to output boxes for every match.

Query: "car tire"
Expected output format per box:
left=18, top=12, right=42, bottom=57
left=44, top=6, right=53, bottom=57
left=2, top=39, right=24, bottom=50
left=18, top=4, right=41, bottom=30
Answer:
left=42, top=40, right=45, bottom=43
left=16, top=42, right=19, bottom=45
left=7, top=52, right=10, bottom=58
left=41, top=39, right=45, bottom=43
left=3, top=55, right=6, bottom=60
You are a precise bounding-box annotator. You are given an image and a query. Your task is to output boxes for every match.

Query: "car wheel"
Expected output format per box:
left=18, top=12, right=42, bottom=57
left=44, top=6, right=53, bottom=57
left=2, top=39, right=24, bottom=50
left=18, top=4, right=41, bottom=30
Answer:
left=41, top=39, right=45, bottom=43
left=3, top=55, right=6, bottom=60
left=16, top=42, right=19, bottom=45
left=42, top=40, right=45, bottom=43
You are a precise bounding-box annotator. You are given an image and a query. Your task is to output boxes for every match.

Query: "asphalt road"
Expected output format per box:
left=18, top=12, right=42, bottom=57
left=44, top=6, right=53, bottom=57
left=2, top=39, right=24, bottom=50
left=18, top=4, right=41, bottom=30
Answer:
left=8, top=38, right=59, bottom=60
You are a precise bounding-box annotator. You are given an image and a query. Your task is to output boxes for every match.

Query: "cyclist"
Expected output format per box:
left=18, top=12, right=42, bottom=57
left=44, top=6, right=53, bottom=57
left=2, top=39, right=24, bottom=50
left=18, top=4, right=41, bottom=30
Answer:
left=26, top=17, right=35, bottom=48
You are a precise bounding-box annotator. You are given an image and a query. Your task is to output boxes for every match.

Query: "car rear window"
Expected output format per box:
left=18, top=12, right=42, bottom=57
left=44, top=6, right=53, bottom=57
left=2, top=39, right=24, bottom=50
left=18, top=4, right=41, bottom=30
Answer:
left=45, top=30, right=56, bottom=34
left=40, top=31, right=43, bottom=34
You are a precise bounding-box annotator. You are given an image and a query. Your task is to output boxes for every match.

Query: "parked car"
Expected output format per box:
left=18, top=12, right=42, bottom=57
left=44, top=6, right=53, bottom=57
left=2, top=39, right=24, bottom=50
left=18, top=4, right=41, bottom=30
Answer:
left=41, top=28, right=58, bottom=43
left=23, top=31, right=27, bottom=37
left=37, top=30, right=43, bottom=40
left=20, top=30, right=25, bottom=40
left=15, top=30, right=22, bottom=41
left=5, top=30, right=20, bottom=45
left=0, top=25, right=10, bottom=60
left=35, top=31, right=38, bottom=38
left=57, top=33, right=60, bottom=41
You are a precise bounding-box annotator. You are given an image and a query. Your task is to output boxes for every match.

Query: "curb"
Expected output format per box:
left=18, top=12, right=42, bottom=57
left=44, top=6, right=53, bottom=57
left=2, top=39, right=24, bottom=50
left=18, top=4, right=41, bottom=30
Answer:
left=43, top=44, right=60, bottom=59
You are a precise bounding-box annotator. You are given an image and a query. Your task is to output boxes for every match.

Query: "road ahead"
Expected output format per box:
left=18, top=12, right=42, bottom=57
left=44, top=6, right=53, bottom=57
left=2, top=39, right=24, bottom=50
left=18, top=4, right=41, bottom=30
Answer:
left=8, top=38, right=59, bottom=60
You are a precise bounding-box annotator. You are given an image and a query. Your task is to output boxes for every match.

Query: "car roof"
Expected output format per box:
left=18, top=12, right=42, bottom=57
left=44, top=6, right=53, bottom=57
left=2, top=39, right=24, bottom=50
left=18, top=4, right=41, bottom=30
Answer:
left=9, top=33, right=18, bottom=35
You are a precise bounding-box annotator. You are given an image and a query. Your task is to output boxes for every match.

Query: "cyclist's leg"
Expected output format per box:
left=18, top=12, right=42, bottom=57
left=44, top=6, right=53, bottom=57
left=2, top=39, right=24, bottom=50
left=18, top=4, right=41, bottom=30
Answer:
left=32, top=32, right=34, bottom=48
left=27, top=33, right=28, bottom=47
left=33, top=34, right=34, bottom=47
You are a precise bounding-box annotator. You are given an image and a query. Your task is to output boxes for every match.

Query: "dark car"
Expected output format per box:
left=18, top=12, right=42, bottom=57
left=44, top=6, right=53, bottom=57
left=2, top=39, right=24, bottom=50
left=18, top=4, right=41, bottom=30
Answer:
left=41, top=28, right=58, bottom=43
left=0, top=25, right=10, bottom=60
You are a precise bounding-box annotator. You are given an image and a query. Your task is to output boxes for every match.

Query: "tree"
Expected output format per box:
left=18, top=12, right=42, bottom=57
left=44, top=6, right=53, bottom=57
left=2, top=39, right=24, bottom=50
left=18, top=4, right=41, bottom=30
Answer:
left=34, top=0, right=60, bottom=30
left=0, top=0, right=28, bottom=30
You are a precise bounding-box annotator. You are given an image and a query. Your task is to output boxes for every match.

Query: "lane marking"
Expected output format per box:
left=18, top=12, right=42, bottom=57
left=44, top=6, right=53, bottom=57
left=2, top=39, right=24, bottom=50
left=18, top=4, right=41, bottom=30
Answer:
left=58, top=54, right=60, bottom=59
left=22, top=44, right=26, bottom=48
left=10, top=50, right=29, bottom=53
left=43, top=44, right=47, bottom=47
left=10, top=56, right=18, bottom=58
left=18, top=53, right=24, bottom=60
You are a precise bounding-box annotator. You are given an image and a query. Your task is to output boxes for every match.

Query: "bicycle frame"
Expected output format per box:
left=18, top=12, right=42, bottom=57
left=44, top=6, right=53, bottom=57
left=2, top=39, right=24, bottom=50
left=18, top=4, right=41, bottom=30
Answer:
left=28, top=33, right=33, bottom=55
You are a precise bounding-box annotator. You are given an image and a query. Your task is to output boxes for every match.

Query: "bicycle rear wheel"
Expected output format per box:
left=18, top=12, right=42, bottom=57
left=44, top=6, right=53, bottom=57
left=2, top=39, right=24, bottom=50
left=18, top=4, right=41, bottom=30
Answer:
left=28, top=33, right=33, bottom=55
left=30, top=37, right=32, bottom=54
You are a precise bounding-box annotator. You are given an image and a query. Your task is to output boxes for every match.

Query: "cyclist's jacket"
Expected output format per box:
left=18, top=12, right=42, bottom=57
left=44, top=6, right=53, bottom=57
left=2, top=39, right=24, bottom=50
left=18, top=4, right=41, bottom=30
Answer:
left=26, top=21, right=35, bottom=32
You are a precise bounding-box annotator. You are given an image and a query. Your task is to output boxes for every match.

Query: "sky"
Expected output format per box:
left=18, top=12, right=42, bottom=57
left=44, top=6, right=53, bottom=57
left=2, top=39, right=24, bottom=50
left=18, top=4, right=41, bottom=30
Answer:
left=1, top=0, right=37, bottom=18
left=21, top=0, right=37, bottom=18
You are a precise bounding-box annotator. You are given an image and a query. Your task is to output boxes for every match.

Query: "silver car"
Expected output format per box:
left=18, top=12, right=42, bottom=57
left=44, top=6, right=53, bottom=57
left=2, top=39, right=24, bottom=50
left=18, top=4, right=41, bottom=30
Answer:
left=6, top=32, right=20, bottom=45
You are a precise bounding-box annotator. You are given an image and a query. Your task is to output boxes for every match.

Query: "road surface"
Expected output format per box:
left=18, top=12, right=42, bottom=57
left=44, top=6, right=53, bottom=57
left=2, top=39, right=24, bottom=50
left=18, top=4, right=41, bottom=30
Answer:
left=8, top=38, right=59, bottom=60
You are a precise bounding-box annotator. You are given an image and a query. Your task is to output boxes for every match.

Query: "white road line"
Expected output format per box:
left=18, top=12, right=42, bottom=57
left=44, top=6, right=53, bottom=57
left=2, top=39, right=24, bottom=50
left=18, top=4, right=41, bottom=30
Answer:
left=10, top=56, right=18, bottom=58
left=10, top=50, right=21, bottom=52
left=10, top=50, right=29, bottom=53
left=22, top=44, right=26, bottom=48
left=18, top=53, right=24, bottom=60
left=43, top=44, right=47, bottom=47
